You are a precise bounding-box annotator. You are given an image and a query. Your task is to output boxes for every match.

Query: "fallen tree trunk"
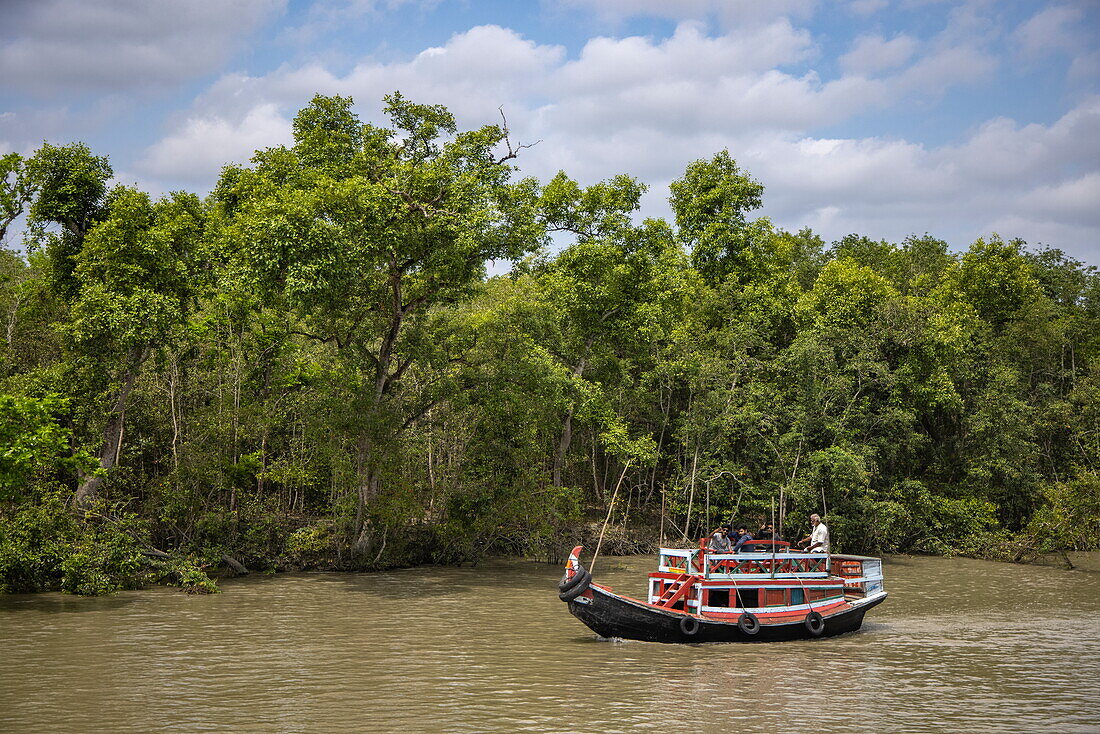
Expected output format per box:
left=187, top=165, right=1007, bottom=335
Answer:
left=221, top=554, right=250, bottom=575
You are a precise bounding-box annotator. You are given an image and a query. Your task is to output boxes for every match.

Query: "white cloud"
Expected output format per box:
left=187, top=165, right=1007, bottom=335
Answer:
left=839, top=34, right=917, bottom=75
left=1069, top=50, right=1100, bottom=85
left=741, top=99, right=1100, bottom=254
left=0, top=0, right=286, bottom=94
left=946, top=101, right=1100, bottom=185
left=557, top=20, right=813, bottom=89
left=1025, top=173, right=1100, bottom=227
left=1012, top=4, right=1099, bottom=87
left=553, top=0, right=819, bottom=27
left=279, top=0, right=441, bottom=45
left=895, top=43, right=996, bottom=91
left=0, top=106, right=80, bottom=155
left=1013, top=5, right=1084, bottom=58
left=139, top=104, right=292, bottom=185
left=133, top=20, right=1100, bottom=263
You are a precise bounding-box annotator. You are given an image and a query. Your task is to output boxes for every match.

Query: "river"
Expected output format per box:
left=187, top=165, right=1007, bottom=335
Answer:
left=1, top=554, right=1098, bottom=733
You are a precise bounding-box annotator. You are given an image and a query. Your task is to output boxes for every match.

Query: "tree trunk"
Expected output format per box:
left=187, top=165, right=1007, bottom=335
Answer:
left=681, top=445, right=699, bottom=539
left=221, top=554, right=250, bottom=575
left=552, top=404, right=576, bottom=488
left=552, top=337, right=595, bottom=488
left=73, top=363, right=141, bottom=509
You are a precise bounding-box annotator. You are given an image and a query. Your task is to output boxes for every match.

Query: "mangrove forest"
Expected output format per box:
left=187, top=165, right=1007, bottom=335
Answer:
left=1, top=94, right=1098, bottom=595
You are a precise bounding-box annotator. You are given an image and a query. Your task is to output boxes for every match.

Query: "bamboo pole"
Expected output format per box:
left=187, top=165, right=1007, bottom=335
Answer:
left=590, top=462, right=632, bottom=573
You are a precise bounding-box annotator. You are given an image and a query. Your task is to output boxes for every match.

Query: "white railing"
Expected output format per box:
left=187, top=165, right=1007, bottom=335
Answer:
left=657, top=548, right=700, bottom=574
left=830, top=555, right=885, bottom=596
left=701, top=551, right=831, bottom=579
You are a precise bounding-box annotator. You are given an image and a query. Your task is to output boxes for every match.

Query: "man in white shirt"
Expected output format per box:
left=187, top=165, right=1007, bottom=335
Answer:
left=800, top=513, right=829, bottom=553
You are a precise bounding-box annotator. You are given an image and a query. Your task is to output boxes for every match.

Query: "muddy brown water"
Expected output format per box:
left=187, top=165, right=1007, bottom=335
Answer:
left=1, top=554, right=1098, bottom=733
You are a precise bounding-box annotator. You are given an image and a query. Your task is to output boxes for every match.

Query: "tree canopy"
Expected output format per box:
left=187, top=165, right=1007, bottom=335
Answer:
left=1, top=94, right=1097, bottom=594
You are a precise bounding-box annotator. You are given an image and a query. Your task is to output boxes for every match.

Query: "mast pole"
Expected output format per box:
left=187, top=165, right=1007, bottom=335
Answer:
left=770, top=495, right=776, bottom=579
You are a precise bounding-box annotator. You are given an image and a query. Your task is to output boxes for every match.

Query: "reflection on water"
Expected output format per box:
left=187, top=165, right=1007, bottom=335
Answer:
left=1, top=555, right=1098, bottom=733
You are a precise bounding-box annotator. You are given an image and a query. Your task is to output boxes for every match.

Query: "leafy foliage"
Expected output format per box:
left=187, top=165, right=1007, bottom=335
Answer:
left=1, top=95, right=1097, bottom=595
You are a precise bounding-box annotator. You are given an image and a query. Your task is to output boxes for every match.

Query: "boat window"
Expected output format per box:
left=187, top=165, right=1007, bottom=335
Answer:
left=791, top=588, right=805, bottom=605
left=734, top=589, right=759, bottom=608
left=707, top=589, right=730, bottom=607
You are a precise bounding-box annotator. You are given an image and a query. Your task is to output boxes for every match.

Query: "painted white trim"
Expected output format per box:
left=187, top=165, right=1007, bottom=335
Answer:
left=846, top=590, right=888, bottom=607
left=707, top=552, right=829, bottom=560
left=698, top=583, right=845, bottom=590
left=699, top=600, right=845, bottom=614
left=704, top=571, right=831, bottom=579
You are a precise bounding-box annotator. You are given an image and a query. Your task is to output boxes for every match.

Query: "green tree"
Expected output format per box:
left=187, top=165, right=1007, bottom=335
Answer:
left=214, top=93, right=542, bottom=555
left=536, top=172, right=688, bottom=488
left=0, top=153, right=36, bottom=245
left=0, top=394, right=90, bottom=501
left=669, top=150, right=768, bottom=284
left=23, top=145, right=203, bottom=508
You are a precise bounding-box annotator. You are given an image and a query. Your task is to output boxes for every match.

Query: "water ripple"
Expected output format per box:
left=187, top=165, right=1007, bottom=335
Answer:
left=1, top=555, right=1099, bottom=733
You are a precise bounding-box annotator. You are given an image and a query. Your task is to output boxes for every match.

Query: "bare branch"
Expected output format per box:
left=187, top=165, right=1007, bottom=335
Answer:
left=290, top=329, right=344, bottom=350
left=494, top=106, right=541, bottom=165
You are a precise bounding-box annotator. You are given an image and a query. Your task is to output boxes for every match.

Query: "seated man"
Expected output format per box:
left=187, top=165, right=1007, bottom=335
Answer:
left=757, top=522, right=780, bottom=543
left=798, top=513, right=830, bottom=553
left=732, top=525, right=756, bottom=553
left=707, top=525, right=733, bottom=553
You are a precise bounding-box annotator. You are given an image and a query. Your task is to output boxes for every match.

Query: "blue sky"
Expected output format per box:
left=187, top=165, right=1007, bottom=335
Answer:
left=2, top=0, right=1098, bottom=264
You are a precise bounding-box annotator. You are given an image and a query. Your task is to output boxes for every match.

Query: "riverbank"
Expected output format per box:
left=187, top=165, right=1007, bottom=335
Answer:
left=1029, top=551, right=1100, bottom=573
left=3, top=496, right=1097, bottom=598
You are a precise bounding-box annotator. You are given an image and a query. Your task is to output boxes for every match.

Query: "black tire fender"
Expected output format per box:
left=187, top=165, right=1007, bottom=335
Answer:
left=679, top=615, right=700, bottom=636
left=558, top=571, right=591, bottom=602
left=558, top=567, right=585, bottom=589
left=737, top=612, right=760, bottom=635
left=559, top=567, right=590, bottom=593
left=804, top=610, right=825, bottom=636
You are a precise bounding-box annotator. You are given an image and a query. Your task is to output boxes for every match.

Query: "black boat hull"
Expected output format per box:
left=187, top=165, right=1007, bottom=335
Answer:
left=568, top=584, right=886, bottom=643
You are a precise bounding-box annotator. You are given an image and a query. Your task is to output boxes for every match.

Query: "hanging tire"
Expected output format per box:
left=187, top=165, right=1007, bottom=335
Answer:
left=737, top=612, right=760, bottom=636
left=559, top=568, right=590, bottom=594
left=804, top=611, right=825, bottom=636
left=559, top=571, right=591, bottom=602
left=558, top=567, right=588, bottom=592
left=679, top=615, right=700, bottom=636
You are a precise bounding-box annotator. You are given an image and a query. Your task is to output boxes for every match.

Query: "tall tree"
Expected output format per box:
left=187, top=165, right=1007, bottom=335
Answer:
left=25, top=144, right=202, bottom=507
left=214, top=94, right=542, bottom=553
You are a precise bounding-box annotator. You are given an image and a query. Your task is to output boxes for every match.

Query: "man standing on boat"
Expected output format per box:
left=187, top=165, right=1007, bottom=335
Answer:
left=799, top=514, right=830, bottom=553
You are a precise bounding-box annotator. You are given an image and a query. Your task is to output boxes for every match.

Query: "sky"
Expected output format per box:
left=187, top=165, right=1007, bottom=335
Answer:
left=2, top=0, right=1098, bottom=264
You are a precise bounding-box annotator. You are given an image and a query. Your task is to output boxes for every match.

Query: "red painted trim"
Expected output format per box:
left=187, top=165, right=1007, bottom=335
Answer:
left=592, top=583, right=850, bottom=622
left=702, top=600, right=848, bottom=622
left=696, top=578, right=841, bottom=587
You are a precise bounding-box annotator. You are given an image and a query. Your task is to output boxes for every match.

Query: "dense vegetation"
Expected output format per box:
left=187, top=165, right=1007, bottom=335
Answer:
left=2, top=95, right=1098, bottom=594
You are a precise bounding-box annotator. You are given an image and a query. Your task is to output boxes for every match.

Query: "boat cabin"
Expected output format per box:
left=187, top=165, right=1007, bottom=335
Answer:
left=647, top=540, right=885, bottom=620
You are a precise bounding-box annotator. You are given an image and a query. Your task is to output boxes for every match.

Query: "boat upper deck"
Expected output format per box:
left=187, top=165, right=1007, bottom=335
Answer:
left=658, top=546, right=884, bottom=586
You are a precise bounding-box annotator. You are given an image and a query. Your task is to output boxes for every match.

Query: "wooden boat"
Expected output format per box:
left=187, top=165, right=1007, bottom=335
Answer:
left=558, top=541, right=886, bottom=643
